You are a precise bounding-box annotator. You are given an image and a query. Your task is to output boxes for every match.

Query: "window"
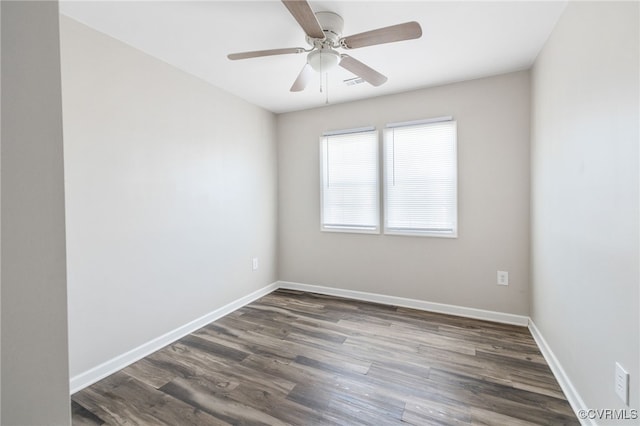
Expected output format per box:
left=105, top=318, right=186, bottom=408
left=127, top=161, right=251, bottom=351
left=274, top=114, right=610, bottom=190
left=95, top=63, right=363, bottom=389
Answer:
left=320, top=128, right=379, bottom=233
left=383, top=118, right=457, bottom=237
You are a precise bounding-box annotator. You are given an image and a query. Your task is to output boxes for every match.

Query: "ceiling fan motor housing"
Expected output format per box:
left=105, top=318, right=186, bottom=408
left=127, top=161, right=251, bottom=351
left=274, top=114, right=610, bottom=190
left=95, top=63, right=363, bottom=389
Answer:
left=306, top=11, right=344, bottom=45
left=305, top=12, right=344, bottom=73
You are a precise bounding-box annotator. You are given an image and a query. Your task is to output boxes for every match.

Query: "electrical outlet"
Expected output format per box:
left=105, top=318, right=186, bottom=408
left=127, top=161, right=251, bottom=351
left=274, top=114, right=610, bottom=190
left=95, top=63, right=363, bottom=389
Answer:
left=497, top=270, right=509, bottom=286
left=252, top=257, right=259, bottom=271
left=615, top=362, right=629, bottom=405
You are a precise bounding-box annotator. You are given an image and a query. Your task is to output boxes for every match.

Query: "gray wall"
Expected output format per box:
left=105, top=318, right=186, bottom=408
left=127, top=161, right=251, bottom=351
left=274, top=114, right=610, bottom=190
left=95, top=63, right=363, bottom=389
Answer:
left=60, top=17, right=278, bottom=380
left=277, top=71, right=531, bottom=315
left=1, top=2, right=71, bottom=424
left=531, top=0, right=639, bottom=415
left=0, top=3, right=3, bottom=422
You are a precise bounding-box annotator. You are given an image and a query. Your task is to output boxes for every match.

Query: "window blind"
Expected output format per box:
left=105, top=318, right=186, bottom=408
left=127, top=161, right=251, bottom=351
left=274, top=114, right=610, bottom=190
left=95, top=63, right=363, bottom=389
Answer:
left=320, top=130, right=379, bottom=232
left=383, top=120, right=457, bottom=236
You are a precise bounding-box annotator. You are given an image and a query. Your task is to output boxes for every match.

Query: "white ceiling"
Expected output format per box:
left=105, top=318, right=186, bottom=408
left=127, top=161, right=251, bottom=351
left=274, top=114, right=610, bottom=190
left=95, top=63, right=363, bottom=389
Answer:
left=60, top=1, right=567, bottom=114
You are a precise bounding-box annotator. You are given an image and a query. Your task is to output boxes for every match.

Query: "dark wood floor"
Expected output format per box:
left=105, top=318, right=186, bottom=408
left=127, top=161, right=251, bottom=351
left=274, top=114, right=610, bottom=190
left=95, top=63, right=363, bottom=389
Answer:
left=71, top=289, right=579, bottom=425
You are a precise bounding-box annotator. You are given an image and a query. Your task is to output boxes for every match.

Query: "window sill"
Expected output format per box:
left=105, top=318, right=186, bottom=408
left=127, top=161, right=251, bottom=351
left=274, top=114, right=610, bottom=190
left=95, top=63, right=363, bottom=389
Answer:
left=321, top=226, right=380, bottom=235
left=384, top=229, right=458, bottom=238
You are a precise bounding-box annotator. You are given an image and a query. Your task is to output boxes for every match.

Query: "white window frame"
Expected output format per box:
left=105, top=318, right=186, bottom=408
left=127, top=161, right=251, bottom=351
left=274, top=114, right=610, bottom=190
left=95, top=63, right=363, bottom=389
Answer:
left=383, top=117, right=458, bottom=238
left=319, top=127, right=380, bottom=234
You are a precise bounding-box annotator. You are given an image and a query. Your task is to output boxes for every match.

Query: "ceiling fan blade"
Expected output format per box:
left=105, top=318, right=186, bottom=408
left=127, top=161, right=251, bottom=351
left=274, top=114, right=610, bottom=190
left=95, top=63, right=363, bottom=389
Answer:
left=340, top=21, right=422, bottom=49
left=339, top=55, right=388, bottom=87
left=228, top=47, right=305, bottom=60
left=290, top=63, right=314, bottom=92
left=281, top=0, right=325, bottom=40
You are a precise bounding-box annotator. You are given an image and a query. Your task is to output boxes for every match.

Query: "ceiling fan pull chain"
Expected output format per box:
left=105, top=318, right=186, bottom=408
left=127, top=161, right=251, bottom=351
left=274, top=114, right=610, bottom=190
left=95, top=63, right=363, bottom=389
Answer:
left=319, top=59, right=323, bottom=93
left=325, top=73, right=330, bottom=104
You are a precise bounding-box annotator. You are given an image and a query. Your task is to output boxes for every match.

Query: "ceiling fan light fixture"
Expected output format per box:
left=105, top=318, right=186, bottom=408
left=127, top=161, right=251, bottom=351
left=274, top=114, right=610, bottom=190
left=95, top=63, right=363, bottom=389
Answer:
left=307, top=49, right=340, bottom=73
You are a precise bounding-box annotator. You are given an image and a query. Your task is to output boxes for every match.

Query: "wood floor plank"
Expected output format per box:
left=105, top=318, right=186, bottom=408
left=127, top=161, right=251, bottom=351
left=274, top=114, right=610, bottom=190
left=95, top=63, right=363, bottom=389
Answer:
left=402, top=398, right=471, bottom=426
left=73, top=371, right=229, bottom=425
left=72, top=290, right=579, bottom=425
left=193, top=325, right=296, bottom=365
left=282, top=335, right=373, bottom=374
left=240, top=353, right=340, bottom=390
left=288, top=375, right=407, bottom=425
left=426, top=368, right=578, bottom=424
left=160, top=377, right=287, bottom=426
left=469, top=406, right=549, bottom=426
left=323, top=395, right=405, bottom=426
left=140, top=344, right=244, bottom=392
left=164, top=342, right=297, bottom=396
left=71, top=400, right=105, bottom=426
left=121, top=357, right=179, bottom=389
left=179, top=334, right=250, bottom=362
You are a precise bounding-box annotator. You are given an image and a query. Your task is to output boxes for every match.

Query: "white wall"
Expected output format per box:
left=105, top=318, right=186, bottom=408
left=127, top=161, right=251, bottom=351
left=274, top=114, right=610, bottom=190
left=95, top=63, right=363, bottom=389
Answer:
left=60, top=16, right=278, bottom=381
left=0, top=3, right=3, bottom=422
left=1, top=2, right=71, bottom=424
left=531, top=0, right=639, bottom=417
left=278, top=71, right=531, bottom=315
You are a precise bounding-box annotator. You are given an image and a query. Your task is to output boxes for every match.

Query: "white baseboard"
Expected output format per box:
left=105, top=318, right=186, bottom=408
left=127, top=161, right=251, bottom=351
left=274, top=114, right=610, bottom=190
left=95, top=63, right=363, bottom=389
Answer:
left=277, top=281, right=529, bottom=326
left=528, top=319, right=591, bottom=426
left=69, top=281, right=279, bottom=394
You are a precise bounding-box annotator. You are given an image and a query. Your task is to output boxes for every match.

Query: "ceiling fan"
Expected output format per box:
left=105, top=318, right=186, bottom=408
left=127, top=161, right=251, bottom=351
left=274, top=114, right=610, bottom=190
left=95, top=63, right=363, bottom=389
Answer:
left=227, top=0, right=422, bottom=92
